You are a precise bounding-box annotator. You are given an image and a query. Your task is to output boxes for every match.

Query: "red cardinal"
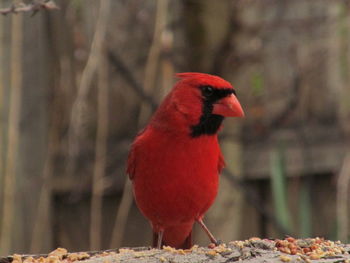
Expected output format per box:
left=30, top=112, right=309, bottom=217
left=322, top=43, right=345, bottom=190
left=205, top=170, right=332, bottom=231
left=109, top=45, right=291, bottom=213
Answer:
left=127, top=73, right=244, bottom=249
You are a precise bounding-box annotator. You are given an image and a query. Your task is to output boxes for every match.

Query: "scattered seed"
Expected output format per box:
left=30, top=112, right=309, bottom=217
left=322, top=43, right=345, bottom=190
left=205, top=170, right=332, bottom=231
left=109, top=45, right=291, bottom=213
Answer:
left=279, top=255, right=291, bottom=262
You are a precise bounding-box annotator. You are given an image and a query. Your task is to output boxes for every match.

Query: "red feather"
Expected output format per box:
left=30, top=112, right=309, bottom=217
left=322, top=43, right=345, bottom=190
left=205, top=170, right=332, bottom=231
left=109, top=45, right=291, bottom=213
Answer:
left=127, top=73, right=243, bottom=248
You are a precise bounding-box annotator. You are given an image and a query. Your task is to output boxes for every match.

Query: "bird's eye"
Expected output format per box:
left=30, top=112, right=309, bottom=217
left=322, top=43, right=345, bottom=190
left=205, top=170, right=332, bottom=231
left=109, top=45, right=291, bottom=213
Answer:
left=202, top=85, right=214, bottom=97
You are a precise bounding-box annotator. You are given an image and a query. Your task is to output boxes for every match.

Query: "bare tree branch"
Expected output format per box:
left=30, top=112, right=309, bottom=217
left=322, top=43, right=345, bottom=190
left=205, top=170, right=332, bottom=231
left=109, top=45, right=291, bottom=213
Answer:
left=138, top=0, right=169, bottom=125
left=0, top=1, right=59, bottom=16
left=90, top=46, right=109, bottom=251
left=0, top=13, right=23, bottom=254
left=107, top=50, right=158, bottom=111
left=109, top=179, right=133, bottom=248
left=66, top=0, right=110, bottom=177
left=85, top=0, right=112, bottom=251
left=337, top=152, right=350, bottom=242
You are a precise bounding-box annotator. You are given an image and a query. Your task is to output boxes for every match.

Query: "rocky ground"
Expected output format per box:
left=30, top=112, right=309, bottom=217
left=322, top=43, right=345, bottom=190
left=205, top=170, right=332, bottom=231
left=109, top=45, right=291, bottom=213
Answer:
left=1, top=237, right=350, bottom=263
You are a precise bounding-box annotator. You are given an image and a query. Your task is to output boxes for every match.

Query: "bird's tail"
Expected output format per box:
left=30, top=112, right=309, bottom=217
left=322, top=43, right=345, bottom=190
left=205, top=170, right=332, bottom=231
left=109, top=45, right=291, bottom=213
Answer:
left=153, top=223, right=193, bottom=249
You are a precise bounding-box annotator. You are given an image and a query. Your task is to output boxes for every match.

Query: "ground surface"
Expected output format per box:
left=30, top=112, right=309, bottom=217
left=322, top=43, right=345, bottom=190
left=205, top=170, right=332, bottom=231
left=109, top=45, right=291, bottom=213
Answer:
left=1, top=237, right=350, bottom=263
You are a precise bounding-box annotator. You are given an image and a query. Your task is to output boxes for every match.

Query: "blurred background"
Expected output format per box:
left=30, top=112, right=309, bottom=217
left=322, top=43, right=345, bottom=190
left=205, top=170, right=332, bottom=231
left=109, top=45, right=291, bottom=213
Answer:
left=0, top=0, right=350, bottom=256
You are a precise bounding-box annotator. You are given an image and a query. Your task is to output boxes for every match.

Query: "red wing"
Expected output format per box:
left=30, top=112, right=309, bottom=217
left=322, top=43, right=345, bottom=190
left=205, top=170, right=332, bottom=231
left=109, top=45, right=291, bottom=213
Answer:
left=126, top=128, right=147, bottom=180
left=218, top=150, right=225, bottom=174
left=126, top=144, right=136, bottom=180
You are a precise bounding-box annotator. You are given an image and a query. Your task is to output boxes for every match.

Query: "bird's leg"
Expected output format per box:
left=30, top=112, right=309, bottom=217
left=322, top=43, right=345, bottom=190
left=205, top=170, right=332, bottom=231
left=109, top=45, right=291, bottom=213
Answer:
left=157, top=229, right=164, bottom=249
left=196, top=218, right=219, bottom=245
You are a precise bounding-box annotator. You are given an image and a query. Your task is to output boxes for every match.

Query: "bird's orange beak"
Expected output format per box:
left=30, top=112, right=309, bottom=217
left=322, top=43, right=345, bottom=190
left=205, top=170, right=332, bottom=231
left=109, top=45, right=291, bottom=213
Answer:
left=213, top=94, right=244, bottom=117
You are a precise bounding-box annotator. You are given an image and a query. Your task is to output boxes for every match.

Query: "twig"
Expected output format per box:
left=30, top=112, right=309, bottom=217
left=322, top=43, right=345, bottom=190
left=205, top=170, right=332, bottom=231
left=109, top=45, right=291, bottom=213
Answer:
left=30, top=106, right=57, bottom=252
left=66, top=0, right=110, bottom=173
left=138, top=0, right=168, bottom=126
left=90, top=46, right=109, bottom=251
left=109, top=179, right=133, bottom=248
left=78, top=0, right=113, bottom=251
left=107, top=51, right=158, bottom=111
left=337, top=152, right=350, bottom=242
left=0, top=14, right=23, bottom=254
left=0, top=1, right=59, bottom=16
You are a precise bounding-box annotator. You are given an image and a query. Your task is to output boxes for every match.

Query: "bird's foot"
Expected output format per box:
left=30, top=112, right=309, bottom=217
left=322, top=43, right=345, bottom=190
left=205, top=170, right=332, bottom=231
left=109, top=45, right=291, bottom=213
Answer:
left=215, top=239, right=223, bottom=245
left=208, top=239, right=223, bottom=248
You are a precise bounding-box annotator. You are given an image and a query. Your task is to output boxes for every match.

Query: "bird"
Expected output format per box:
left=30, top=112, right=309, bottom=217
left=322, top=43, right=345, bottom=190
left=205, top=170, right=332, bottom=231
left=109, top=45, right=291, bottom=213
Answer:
left=127, top=72, right=244, bottom=249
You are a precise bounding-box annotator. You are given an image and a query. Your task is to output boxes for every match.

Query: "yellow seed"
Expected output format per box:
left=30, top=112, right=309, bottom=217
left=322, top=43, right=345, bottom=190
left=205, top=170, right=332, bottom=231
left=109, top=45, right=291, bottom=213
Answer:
left=159, top=256, right=167, bottom=262
left=12, top=254, right=22, bottom=263
left=78, top=252, right=90, bottom=259
left=23, top=257, right=35, bottom=263
left=206, top=250, right=217, bottom=256
left=177, top=249, right=186, bottom=255
left=163, top=246, right=173, bottom=252
left=279, top=255, right=291, bottom=262
left=309, top=254, right=320, bottom=260
left=49, top=248, right=68, bottom=260
left=67, top=254, right=78, bottom=261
